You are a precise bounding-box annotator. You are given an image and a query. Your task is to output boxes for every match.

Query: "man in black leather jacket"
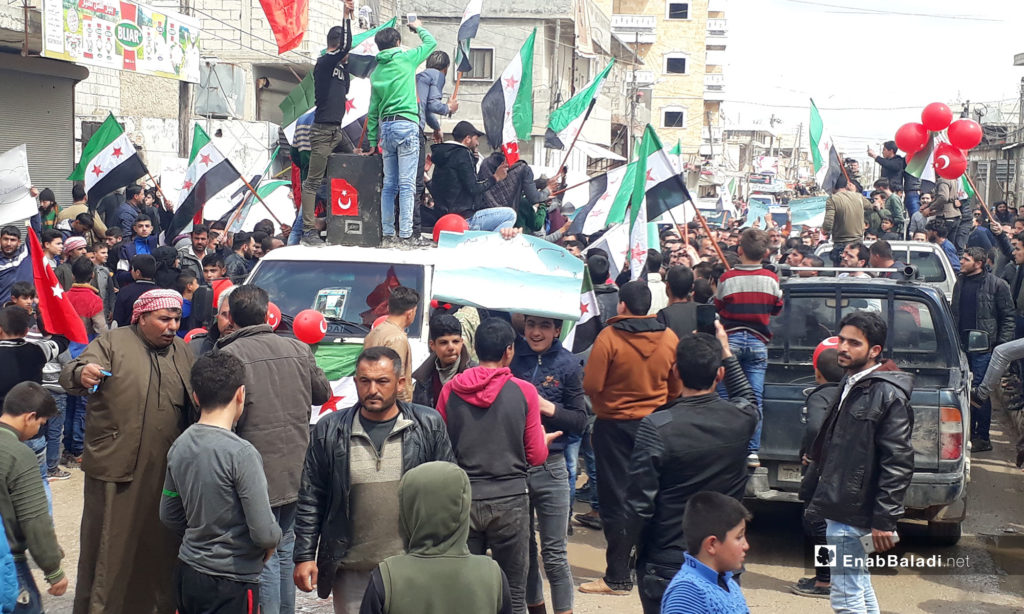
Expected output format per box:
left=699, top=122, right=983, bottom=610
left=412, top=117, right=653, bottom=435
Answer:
left=624, top=322, right=758, bottom=614
left=292, top=347, right=455, bottom=610
left=802, top=310, right=914, bottom=614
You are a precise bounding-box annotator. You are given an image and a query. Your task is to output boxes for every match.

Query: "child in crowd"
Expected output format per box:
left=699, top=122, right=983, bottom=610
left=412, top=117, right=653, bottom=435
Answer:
left=661, top=491, right=751, bottom=614
left=160, top=352, right=281, bottom=613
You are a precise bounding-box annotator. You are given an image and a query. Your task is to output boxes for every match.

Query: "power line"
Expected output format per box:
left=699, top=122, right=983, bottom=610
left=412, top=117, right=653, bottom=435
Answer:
left=781, top=0, right=1001, bottom=22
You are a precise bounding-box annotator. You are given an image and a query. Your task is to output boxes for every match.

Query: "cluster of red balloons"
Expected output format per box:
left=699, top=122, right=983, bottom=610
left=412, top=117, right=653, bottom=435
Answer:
left=894, top=102, right=982, bottom=180
left=293, top=309, right=327, bottom=344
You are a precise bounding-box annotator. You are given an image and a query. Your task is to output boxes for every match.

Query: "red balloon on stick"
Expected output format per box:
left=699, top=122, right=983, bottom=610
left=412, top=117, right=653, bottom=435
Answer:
left=947, top=119, right=983, bottom=150
left=184, top=328, right=207, bottom=343
left=293, top=309, right=327, bottom=344
left=894, top=122, right=928, bottom=154
left=432, top=214, right=470, bottom=243
left=266, top=302, right=282, bottom=330
left=921, top=102, right=953, bottom=132
left=933, top=143, right=968, bottom=180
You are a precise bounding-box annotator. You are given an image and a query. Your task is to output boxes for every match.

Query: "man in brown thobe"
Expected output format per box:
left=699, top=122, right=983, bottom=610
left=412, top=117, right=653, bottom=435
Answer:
left=61, top=289, right=195, bottom=614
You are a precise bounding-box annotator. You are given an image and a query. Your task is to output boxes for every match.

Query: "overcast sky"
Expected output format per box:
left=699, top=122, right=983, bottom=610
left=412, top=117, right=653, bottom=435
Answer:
left=724, top=0, right=1024, bottom=159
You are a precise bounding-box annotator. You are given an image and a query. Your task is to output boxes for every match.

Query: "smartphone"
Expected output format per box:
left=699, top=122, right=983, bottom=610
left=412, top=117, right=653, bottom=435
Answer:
left=407, top=12, right=417, bottom=23
left=859, top=531, right=899, bottom=555
left=696, top=304, right=718, bottom=335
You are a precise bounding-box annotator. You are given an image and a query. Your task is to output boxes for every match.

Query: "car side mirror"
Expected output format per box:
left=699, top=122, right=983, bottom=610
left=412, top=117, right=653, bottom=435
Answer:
left=966, top=330, right=990, bottom=353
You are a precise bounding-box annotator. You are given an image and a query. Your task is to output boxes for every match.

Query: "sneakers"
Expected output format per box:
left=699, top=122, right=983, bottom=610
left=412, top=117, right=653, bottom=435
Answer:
left=578, top=578, right=630, bottom=595
left=747, top=453, right=761, bottom=468
left=300, top=230, right=325, bottom=246
left=380, top=235, right=400, bottom=249
left=971, top=439, right=993, bottom=453
left=60, top=452, right=82, bottom=468
left=399, top=235, right=433, bottom=249
left=47, top=468, right=71, bottom=481
left=791, top=577, right=830, bottom=598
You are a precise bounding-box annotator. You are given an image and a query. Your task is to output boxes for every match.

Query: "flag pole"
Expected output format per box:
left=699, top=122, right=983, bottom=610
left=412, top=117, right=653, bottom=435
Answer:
left=239, top=174, right=285, bottom=227
left=145, top=170, right=173, bottom=210
left=691, top=202, right=730, bottom=270
left=963, top=173, right=993, bottom=223
left=555, top=105, right=595, bottom=179
left=450, top=71, right=463, bottom=108
left=550, top=167, right=612, bottom=198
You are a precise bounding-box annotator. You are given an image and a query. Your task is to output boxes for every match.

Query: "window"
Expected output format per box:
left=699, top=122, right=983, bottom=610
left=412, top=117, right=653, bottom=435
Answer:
left=666, top=2, right=689, bottom=19
left=664, top=53, right=687, bottom=74
left=662, top=107, right=685, bottom=128
left=465, top=48, right=494, bottom=80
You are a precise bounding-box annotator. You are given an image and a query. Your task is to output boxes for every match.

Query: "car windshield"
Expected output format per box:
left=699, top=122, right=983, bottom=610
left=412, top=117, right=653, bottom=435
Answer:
left=247, top=260, right=425, bottom=338
left=768, top=294, right=950, bottom=368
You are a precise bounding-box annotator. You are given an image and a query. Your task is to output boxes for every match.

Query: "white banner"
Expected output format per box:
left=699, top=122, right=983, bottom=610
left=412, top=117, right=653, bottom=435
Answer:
left=0, top=145, right=40, bottom=227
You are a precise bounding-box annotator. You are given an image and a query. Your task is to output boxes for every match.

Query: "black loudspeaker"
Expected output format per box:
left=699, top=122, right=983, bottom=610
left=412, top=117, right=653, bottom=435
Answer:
left=325, top=153, right=383, bottom=247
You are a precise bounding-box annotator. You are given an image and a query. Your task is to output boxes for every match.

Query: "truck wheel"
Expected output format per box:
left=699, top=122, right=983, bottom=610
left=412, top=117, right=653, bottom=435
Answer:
left=927, top=521, right=962, bottom=547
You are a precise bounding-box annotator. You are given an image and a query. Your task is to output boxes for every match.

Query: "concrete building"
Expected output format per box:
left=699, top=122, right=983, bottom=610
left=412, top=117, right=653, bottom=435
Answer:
left=406, top=0, right=641, bottom=175
left=609, top=0, right=724, bottom=159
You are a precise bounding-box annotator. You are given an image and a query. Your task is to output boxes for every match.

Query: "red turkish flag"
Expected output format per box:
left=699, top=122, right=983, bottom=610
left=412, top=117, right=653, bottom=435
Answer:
left=331, top=178, right=359, bottom=217
left=502, top=141, right=520, bottom=166
left=26, top=228, right=88, bottom=344
left=258, top=0, right=308, bottom=54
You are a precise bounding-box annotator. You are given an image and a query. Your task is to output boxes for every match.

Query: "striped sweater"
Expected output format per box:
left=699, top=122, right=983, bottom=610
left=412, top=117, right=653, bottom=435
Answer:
left=714, top=264, right=783, bottom=343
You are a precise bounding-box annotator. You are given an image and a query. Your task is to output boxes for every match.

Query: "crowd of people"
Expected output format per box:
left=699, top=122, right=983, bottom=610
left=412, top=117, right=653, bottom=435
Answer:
left=0, top=13, right=1019, bottom=614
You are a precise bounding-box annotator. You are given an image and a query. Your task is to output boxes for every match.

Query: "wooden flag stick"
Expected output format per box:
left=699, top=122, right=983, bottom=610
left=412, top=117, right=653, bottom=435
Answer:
left=239, top=174, right=284, bottom=227
left=555, top=106, right=595, bottom=180
left=962, top=173, right=993, bottom=223
left=691, top=203, right=730, bottom=270
left=145, top=171, right=173, bottom=210
left=450, top=71, right=463, bottom=106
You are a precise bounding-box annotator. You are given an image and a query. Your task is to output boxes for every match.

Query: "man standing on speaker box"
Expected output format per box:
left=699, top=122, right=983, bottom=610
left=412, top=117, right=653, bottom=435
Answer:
left=365, top=19, right=437, bottom=248
left=300, top=0, right=355, bottom=246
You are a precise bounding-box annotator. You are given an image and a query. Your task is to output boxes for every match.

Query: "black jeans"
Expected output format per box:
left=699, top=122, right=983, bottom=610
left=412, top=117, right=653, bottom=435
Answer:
left=175, top=562, right=260, bottom=614
left=469, top=493, right=530, bottom=614
left=803, top=505, right=830, bottom=583
left=637, top=558, right=681, bottom=614
left=593, top=418, right=643, bottom=589
left=413, top=129, right=427, bottom=233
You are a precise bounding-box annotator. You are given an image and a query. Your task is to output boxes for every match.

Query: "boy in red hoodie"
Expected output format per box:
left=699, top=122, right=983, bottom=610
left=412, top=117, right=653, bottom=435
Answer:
left=436, top=317, right=555, bottom=614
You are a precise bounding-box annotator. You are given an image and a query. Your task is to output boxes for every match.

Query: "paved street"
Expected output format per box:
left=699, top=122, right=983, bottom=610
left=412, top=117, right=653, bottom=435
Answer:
left=33, top=408, right=1024, bottom=613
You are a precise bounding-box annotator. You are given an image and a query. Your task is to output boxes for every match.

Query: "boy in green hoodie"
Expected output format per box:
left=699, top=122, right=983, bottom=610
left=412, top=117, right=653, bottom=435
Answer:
left=365, top=20, right=436, bottom=248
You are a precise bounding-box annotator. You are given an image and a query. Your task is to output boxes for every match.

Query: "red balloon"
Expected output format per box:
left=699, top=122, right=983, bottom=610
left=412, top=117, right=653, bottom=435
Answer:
left=266, top=302, right=282, bottom=331
left=432, top=213, right=470, bottom=243
left=184, top=327, right=207, bottom=343
left=372, top=315, right=388, bottom=329
left=894, top=122, right=928, bottom=154
left=921, top=102, right=953, bottom=132
left=293, top=309, right=327, bottom=344
left=932, top=143, right=968, bottom=180
left=947, top=118, right=983, bottom=150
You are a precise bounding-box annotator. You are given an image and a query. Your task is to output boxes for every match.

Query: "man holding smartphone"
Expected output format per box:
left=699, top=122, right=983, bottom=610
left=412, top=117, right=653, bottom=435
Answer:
left=801, top=310, right=914, bottom=614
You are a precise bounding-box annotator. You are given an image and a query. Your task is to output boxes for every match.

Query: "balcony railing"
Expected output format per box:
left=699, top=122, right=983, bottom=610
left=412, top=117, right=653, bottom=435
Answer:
left=611, top=14, right=657, bottom=44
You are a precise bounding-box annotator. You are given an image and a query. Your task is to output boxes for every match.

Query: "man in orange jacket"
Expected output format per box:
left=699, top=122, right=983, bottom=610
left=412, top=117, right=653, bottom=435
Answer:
left=580, top=280, right=682, bottom=596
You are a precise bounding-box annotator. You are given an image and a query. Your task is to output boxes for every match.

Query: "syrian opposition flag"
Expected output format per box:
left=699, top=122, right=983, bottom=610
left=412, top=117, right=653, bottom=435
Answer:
left=905, top=133, right=937, bottom=183
left=165, top=125, right=243, bottom=242
left=347, top=18, right=398, bottom=79
left=628, top=125, right=693, bottom=278
left=809, top=99, right=843, bottom=193
left=560, top=267, right=602, bottom=354
left=566, top=163, right=632, bottom=235
left=26, top=228, right=87, bottom=344
left=258, top=0, right=308, bottom=54
left=584, top=222, right=630, bottom=280
left=280, top=72, right=315, bottom=148
left=454, top=0, right=482, bottom=73
left=482, top=29, right=535, bottom=165
left=545, top=59, right=614, bottom=150
left=68, top=113, right=147, bottom=206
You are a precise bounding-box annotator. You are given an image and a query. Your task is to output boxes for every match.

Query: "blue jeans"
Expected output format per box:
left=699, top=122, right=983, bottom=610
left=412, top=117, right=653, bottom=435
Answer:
left=526, top=456, right=573, bottom=612
left=468, top=207, right=517, bottom=232
left=718, top=330, right=767, bottom=452
left=25, top=436, right=51, bottom=513
left=287, top=208, right=303, bottom=246
left=826, top=520, right=880, bottom=614
left=380, top=120, right=420, bottom=238
left=969, top=352, right=993, bottom=441
left=45, top=391, right=65, bottom=470
left=259, top=502, right=296, bottom=614
left=905, top=190, right=920, bottom=217
left=14, top=560, right=42, bottom=614
left=562, top=434, right=582, bottom=506
left=63, top=395, right=86, bottom=457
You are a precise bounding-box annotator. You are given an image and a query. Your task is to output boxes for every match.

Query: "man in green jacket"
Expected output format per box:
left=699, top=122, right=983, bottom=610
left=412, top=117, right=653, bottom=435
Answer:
left=366, top=20, right=436, bottom=248
left=822, top=175, right=868, bottom=265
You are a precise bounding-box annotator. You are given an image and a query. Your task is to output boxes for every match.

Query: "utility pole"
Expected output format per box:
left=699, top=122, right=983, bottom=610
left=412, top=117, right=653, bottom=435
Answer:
left=705, top=110, right=714, bottom=162
left=177, top=0, right=191, bottom=157
left=790, top=122, right=802, bottom=181
left=626, top=30, right=638, bottom=163
left=1017, top=78, right=1024, bottom=207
